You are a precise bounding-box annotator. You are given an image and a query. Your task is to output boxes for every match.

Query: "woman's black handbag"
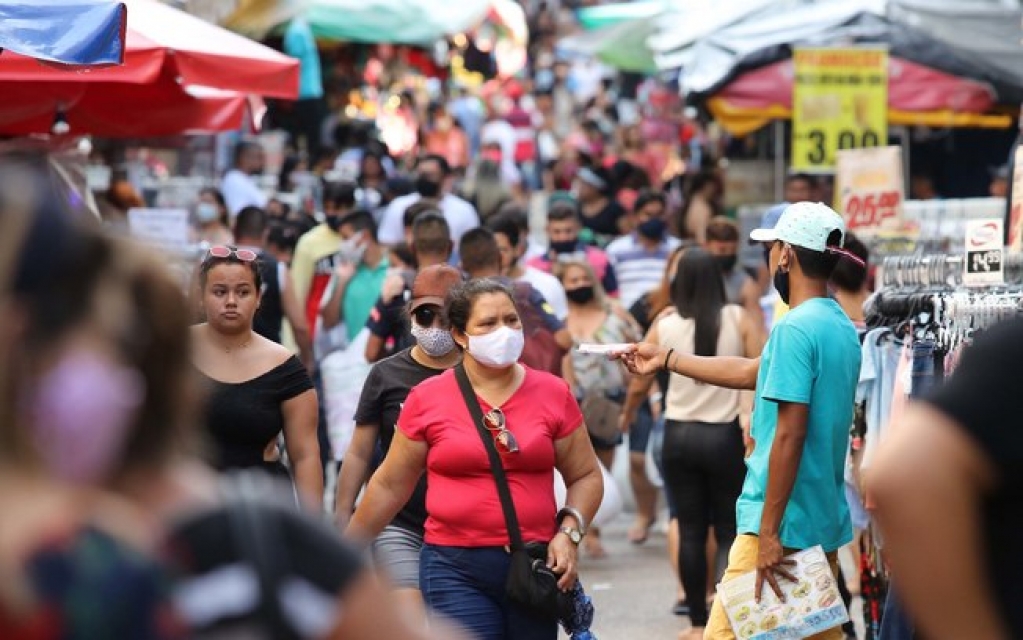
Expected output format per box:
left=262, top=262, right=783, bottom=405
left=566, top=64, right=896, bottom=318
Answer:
left=454, top=365, right=575, bottom=622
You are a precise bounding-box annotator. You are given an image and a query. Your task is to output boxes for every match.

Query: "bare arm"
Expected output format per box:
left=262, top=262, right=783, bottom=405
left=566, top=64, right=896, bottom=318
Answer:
left=550, top=426, right=603, bottom=589
left=280, top=265, right=313, bottom=369
left=281, top=389, right=324, bottom=510
left=364, top=334, right=387, bottom=363
left=741, top=278, right=767, bottom=339
left=321, top=264, right=355, bottom=330
left=760, top=401, right=807, bottom=537
left=334, top=424, right=380, bottom=530
left=554, top=327, right=574, bottom=351
left=618, top=341, right=761, bottom=390
left=868, top=403, right=1005, bottom=640
left=737, top=308, right=761, bottom=452
left=620, top=322, right=660, bottom=430
left=346, top=432, right=427, bottom=545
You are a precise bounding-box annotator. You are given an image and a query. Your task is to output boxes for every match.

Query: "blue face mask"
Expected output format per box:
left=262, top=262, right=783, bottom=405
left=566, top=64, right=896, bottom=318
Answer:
left=196, top=202, right=220, bottom=224
left=637, top=217, right=666, bottom=240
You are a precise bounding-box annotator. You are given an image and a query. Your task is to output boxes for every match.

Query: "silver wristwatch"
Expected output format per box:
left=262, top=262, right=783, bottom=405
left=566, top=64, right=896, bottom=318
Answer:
left=556, top=506, right=587, bottom=536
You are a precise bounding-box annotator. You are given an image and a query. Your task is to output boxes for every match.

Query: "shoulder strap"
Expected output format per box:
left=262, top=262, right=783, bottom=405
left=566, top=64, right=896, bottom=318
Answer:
left=453, top=364, right=525, bottom=551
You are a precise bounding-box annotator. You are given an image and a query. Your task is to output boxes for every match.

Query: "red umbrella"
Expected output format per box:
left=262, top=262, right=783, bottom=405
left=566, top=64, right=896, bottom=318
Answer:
left=0, top=0, right=297, bottom=136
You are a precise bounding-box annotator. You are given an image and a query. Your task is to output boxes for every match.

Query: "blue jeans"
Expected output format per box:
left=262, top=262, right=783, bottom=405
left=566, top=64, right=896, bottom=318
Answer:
left=909, top=339, right=937, bottom=400
left=420, top=544, right=558, bottom=640
left=879, top=584, right=915, bottom=640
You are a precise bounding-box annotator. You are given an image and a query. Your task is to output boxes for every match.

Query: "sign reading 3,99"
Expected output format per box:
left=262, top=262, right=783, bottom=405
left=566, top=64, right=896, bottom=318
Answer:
left=792, top=47, right=888, bottom=172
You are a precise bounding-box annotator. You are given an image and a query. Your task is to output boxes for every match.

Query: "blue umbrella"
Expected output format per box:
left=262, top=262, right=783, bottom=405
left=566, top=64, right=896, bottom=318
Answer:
left=0, top=0, right=126, bottom=66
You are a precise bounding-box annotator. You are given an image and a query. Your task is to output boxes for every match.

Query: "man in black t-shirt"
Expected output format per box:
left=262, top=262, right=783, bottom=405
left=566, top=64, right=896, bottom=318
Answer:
left=869, top=318, right=1023, bottom=640
left=364, top=210, right=454, bottom=362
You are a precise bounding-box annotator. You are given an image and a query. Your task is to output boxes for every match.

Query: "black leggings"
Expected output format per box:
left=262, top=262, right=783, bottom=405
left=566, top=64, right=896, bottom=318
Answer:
left=661, top=419, right=746, bottom=626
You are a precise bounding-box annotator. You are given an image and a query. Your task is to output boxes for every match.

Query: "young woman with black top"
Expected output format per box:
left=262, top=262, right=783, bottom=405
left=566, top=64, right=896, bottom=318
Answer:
left=334, top=265, right=464, bottom=622
left=191, top=246, right=323, bottom=507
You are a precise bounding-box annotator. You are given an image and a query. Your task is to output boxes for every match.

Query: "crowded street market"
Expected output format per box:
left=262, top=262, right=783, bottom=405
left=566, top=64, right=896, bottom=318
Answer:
left=2, top=0, right=1023, bottom=638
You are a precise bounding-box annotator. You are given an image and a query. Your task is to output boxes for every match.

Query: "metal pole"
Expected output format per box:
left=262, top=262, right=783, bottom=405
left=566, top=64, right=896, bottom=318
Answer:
left=774, top=119, right=785, bottom=202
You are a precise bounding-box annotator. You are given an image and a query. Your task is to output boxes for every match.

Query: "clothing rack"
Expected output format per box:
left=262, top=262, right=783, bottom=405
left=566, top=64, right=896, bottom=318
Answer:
left=880, top=253, right=1023, bottom=288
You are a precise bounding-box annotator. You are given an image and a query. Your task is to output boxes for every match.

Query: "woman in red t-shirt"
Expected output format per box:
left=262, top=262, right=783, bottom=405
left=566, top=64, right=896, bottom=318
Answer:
left=347, top=278, right=603, bottom=639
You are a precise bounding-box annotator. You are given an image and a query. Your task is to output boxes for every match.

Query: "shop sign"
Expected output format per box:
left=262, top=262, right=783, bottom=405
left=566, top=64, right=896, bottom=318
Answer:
left=964, top=218, right=1004, bottom=287
left=128, top=208, right=191, bottom=254
left=792, top=47, right=888, bottom=172
left=834, top=146, right=904, bottom=236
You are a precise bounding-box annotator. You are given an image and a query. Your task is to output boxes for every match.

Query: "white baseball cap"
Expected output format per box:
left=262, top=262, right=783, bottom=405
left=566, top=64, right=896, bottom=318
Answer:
left=750, top=202, right=865, bottom=266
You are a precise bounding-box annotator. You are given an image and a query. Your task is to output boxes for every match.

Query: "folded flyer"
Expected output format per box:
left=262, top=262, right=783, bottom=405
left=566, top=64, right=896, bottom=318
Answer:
left=718, top=545, right=849, bottom=640
left=576, top=343, right=631, bottom=355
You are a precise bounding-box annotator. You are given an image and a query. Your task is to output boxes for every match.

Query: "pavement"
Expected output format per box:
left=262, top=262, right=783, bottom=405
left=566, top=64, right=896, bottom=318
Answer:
left=568, top=513, right=689, bottom=640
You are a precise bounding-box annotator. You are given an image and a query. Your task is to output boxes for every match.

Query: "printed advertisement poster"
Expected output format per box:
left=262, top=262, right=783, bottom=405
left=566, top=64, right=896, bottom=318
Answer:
left=792, top=48, right=888, bottom=172
left=964, top=218, right=1004, bottom=287
left=719, top=546, right=849, bottom=640
left=834, top=146, right=905, bottom=238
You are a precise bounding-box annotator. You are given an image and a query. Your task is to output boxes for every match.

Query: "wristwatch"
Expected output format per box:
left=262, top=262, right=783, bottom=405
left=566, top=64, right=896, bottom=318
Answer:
left=556, top=506, right=587, bottom=536
left=559, top=525, right=584, bottom=545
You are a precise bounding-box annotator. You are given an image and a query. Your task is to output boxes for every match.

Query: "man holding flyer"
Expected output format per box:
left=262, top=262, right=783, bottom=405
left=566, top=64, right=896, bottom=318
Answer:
left=617, top=202, right=863, bottom=639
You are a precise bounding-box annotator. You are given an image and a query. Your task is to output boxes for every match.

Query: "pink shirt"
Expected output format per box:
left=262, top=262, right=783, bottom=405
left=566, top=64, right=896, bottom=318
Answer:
left=398, top=367, right=583, bottom=547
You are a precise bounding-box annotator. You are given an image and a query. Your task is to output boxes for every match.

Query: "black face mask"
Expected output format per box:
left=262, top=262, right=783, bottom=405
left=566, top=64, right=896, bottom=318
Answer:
left=415, top=176, right=442, bottom=198
left=773, top=268, right=791, bottom=305
left=637, top=217, right=666, bottom=240
left=550, top=239, right=577, bottom=254
left=565, top=286, right=595, bottom=305
left=715, top=254, right=738, bottom=273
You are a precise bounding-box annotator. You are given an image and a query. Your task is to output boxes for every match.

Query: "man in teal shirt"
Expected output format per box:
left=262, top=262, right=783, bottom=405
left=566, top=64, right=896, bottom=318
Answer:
left=621, top=202, right=864, bottom=639
left=322, top=210, right=390, bottom=343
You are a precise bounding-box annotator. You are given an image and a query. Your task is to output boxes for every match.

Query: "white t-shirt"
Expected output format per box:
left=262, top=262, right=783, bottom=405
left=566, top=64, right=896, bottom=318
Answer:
left=518, top=266, right=568, bottom=320
left=221, top=169, right=268, bottom=216
left=378, top=192, right=480, bottom=246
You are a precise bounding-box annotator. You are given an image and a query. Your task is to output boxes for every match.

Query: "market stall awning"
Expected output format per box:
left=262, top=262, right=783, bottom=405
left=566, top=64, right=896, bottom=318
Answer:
left=0, top=67, right=257, bottom=137
left=0, top=0, right=126, bottom=66
left=0, top=0, right=299, bottom=99
left=707, top=56, right=1011, bottom=136
left=304, top=0, right=491, bottom=44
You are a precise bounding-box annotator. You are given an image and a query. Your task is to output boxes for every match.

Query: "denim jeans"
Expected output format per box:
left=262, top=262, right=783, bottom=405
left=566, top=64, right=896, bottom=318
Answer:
left=879, top=584, right=915, bottom=640
left=420, top=544, right=558, bottom=640
left=909, top=339, right=936, bottom=400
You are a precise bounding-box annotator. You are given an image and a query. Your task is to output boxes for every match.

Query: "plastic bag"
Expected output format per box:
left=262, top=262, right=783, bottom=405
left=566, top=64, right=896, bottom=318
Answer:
left=319, top=327, right=372, bottom=461
left=554, top=462, right=622, bottom=529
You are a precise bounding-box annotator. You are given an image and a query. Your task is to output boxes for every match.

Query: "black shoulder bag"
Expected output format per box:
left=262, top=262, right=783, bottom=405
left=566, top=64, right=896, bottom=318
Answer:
left=454, top=364, right=574, bottom=622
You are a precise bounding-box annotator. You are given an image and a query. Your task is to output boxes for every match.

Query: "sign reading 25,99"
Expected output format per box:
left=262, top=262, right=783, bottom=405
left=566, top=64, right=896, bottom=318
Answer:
left=792, top=48, right=888, bottom=172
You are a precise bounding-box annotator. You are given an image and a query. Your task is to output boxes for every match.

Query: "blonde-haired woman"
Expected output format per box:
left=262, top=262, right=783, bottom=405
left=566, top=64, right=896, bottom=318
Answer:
left=556, top=259, right=642, bottom=557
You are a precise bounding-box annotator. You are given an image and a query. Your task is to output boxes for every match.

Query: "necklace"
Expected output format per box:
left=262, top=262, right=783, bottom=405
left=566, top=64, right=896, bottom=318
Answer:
left=223, top=336, right=252, bottom=354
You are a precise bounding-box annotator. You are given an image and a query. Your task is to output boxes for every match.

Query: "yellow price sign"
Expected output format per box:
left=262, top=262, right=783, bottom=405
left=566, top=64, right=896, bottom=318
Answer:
left=792, top=48, right=888, bottom=172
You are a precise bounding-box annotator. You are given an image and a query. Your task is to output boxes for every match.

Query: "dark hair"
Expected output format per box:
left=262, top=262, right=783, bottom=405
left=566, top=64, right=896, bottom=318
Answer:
left=337, top=209, right=378, bottom=242
left=199, top=187, right=227, bottom=211
left=633, top=189, right=666, bottom=214
left=705, top=216, right=739, bottom=243
left=829, top=232, right=869, bottom=292
left=322, top=180, right=357, bottom=209
left=648, top=246, right=685, bottom=320
left=786, top=173, right=818, bottom=189
left=486, top=213, right=521, bottom=248
left=403, top=199, right=442, bottom=229
left=199, top=246, right=263, bottom=292
left=278, top=154, right=303, bottom=192
left=412, top=212, right=452, bottom=258
left=267, top=221, right=302, bottom=254
left=495, top=202, right=530, bottom=232
left=391, top=242, right=416, bottom=269
left=418, top=153, right=451, bottom=176
left=458, top=227, right=502, bottom=274
left=233, top=140, right=262, bottom=166
left=792, top=230, right=843, bottom=280
left=444, top=278, right=516, bottom=333
left=547, top=201, right=579, bottom=224
left=233, top=206, right=268, bottom=241
left=673, top=248, right=727, bottom=357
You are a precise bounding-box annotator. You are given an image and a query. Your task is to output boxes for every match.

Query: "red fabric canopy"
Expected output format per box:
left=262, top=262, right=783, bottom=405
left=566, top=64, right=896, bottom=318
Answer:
left=0, top=0, right=298, bottom=98
left=717, top=56, right=994, bottom=113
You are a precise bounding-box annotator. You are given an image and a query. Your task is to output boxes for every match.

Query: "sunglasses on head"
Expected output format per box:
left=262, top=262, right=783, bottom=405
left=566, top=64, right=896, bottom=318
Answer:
left=205, top=245, right=258, bottom=263
left=412, top=305, right=441, bottom=327
left=484, top=408, right=519, bottom=454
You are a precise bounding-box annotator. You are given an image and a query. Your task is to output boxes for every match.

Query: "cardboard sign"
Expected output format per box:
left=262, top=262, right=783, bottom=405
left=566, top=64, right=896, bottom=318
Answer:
left=792, top=48, right=888, bottom=172
left=964, top=218, right=1004, bottom=287
left=834, top=146, right=905, bottom=237
left=127, top=208, right=191, bottom=253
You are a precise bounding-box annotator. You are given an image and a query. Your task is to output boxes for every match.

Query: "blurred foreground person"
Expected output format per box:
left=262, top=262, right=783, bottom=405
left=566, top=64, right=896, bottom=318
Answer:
left=869, top=319, right=1023, bottom=640
left=0, top=152, right=467, bottom=640
left=348, top=279, right=603, bottom=640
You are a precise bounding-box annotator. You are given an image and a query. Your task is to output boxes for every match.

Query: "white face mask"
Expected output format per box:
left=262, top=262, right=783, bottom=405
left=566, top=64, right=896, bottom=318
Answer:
left=339, top=234, right=367, bottom=263
left=196, top=202, right=220, bottom=224
left=466, top=325, right=524, bottom=368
